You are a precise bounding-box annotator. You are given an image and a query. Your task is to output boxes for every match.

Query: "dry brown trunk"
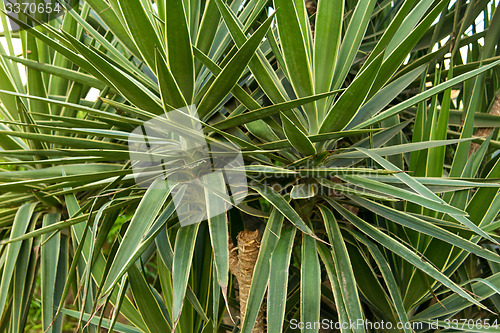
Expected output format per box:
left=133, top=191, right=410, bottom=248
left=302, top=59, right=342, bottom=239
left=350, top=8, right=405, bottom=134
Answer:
left=305, top=0, right=317, bottom=14
left=228, top=230, right=265, bottom=332
left=305, top=0, right=317, bottom=39
left=469, top=94, right=500, bottom=156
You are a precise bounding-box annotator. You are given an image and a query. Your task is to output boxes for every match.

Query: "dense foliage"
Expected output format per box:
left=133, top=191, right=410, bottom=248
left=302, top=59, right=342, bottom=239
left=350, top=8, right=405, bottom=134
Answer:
left=0, top=0, right=499, bottom=332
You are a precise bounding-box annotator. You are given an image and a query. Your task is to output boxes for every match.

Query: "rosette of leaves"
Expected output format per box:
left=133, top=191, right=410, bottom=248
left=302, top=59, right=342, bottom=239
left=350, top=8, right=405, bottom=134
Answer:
left=0, top=0, right=499, bottom=332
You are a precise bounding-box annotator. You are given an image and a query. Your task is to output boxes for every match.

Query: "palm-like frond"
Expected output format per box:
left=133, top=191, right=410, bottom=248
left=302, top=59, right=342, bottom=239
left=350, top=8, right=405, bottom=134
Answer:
left=0, top=0, right=499, bottom=332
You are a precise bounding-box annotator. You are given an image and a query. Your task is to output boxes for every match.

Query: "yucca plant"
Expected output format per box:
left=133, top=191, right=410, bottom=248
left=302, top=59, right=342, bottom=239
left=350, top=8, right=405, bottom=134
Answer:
left=0, top=0, right=500, bottom=332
